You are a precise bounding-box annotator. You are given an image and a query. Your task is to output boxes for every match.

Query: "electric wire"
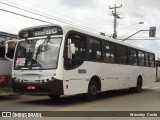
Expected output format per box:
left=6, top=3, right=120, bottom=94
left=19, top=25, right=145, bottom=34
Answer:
left=0, top=8, right=105, bottom=34
left=0, top=0, right=106, bottom=34
left=0, top=1, right=80, bottom=26
left=0, top=8, right=52, bottom=24
left=1, top=0, right=105, bottom=32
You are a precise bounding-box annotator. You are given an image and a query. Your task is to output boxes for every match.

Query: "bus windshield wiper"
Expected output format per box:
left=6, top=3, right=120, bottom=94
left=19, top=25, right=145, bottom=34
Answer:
left=35, top=36, right=51, bottom=60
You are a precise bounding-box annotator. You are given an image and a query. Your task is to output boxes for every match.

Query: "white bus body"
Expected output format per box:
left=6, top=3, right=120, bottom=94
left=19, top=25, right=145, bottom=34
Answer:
left=11, top=24, right=156, bottom=100
left=0, top=43, right=14, bottom=89
left=0, top=59, right=12, bottom=76
left=0, top=58, right=12, bottom=87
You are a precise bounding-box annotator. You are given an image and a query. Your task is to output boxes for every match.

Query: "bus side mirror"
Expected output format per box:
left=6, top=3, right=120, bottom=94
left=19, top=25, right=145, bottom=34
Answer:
left=5, top=40, right=17, bottom=61
left=68, top=39, right=76, bottom=59
left=5, top=41, right=9, bottom=54
left=70, top=43, right=76, bottom=55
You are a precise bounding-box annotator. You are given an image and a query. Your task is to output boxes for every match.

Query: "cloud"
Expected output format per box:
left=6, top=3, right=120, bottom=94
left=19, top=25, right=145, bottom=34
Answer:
left=59, top=0, right=95, bottom=8
left=1, top=0, right=160, bottom=57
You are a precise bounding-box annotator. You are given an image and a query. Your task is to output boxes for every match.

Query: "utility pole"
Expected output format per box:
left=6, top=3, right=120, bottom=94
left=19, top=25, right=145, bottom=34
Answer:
left=109, top=4, right=122, bottom=39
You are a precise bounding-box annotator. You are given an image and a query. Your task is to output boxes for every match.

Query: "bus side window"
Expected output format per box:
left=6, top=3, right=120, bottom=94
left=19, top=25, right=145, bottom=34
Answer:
left=145, top=53, right=149, bottom=66
left=0, top=38, right=15, bottom=59
left=88, top=38, right=101, bottom=62
left=138, top=51, right=145, bottom=66
left=103, top=41, right=116, bottom=63
left=5, top=41, right=16, bottom=60
left=117, top=45, right=128, bottom=64
left=149, top=54, right=155, bottom=67
left=129, top=48, right=137, bottom=65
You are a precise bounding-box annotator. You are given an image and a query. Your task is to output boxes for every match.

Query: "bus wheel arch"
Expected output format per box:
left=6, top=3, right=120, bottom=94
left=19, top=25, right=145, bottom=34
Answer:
left=130, top=75, right=143, bottom=93
left=90, top=75, right=101, bottom=91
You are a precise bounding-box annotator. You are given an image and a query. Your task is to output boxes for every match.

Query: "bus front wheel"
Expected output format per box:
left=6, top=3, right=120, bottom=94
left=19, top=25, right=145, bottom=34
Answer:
left=85, top=80, right=97, bottom=101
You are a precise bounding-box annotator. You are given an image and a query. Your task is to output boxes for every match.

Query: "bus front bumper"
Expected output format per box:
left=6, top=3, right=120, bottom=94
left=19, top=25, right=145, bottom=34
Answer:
left=11, top=78, right=64, bottom=95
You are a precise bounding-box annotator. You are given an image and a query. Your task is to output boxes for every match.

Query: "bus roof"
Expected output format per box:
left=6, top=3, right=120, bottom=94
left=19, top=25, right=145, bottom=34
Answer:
left=18, top=24, right=154, bottom=54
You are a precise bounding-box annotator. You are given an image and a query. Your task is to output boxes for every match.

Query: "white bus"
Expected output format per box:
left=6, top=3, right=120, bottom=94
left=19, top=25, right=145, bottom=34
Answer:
left=0, top=40, right=15, bottom=93
left=5, top=24, right=156, bottom=101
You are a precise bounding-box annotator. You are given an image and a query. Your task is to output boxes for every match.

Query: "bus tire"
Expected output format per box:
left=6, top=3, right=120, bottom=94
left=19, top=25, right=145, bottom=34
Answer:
left=49, top=95, right=60, bottom=101
left=130, top=77, right=143, bottom=93
left=85, top=80, right=97, bottom=101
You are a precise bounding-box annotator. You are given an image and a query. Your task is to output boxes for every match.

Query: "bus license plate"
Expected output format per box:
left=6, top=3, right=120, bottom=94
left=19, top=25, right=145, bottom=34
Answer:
left=27, top=86, right=36, bottom=90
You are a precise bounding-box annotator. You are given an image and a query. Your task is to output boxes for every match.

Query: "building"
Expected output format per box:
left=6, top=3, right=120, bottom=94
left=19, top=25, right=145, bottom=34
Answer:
left=0, top=31, right=17, bottom=47
left=0, top=31, right=17, bottom=58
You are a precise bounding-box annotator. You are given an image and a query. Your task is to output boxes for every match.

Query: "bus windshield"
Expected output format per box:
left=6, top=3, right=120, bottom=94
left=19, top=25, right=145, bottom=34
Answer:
left=14, top=37, right=62, bottom=70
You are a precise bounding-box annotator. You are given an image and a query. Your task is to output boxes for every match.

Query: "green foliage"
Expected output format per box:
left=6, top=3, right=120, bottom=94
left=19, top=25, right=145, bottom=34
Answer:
left=0, top=75, right=12, bottom=93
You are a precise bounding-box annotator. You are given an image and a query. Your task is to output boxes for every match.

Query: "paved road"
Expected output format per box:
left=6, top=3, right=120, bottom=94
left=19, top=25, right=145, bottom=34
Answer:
left=1, top=82, right=160, bottom=120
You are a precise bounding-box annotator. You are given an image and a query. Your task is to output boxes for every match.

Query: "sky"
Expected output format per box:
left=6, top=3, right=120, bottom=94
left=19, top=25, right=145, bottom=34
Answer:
left=1, top=0, right=160, bottom=58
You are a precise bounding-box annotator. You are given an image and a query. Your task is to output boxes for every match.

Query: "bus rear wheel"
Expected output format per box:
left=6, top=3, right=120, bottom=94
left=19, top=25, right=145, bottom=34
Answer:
left=130, top=77, right=143, bottom=93
left=85, top=80, right=97, bottom=101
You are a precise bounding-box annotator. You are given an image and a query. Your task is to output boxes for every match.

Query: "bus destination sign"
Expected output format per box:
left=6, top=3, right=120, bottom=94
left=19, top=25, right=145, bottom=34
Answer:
left=18, top=26, right=63, bottom=39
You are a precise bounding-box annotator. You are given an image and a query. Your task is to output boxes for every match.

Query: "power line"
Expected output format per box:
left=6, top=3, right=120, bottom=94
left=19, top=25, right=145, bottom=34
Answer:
left=115, top=5, right=144, bottom=37
left=118, top=6, right=148, bottom=38
left=118, top=38, right=160, bottom=40
left=1, top=0, right=105, bottom=32
left=0, top=1, right=104, bottom=34
left=0, top=8, right=103, bottom=34
left=1, top=0, right=128, bottom=35
left=0, top=8, right=52, bottom=24
left=0, top=1, right=72, bottom=25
